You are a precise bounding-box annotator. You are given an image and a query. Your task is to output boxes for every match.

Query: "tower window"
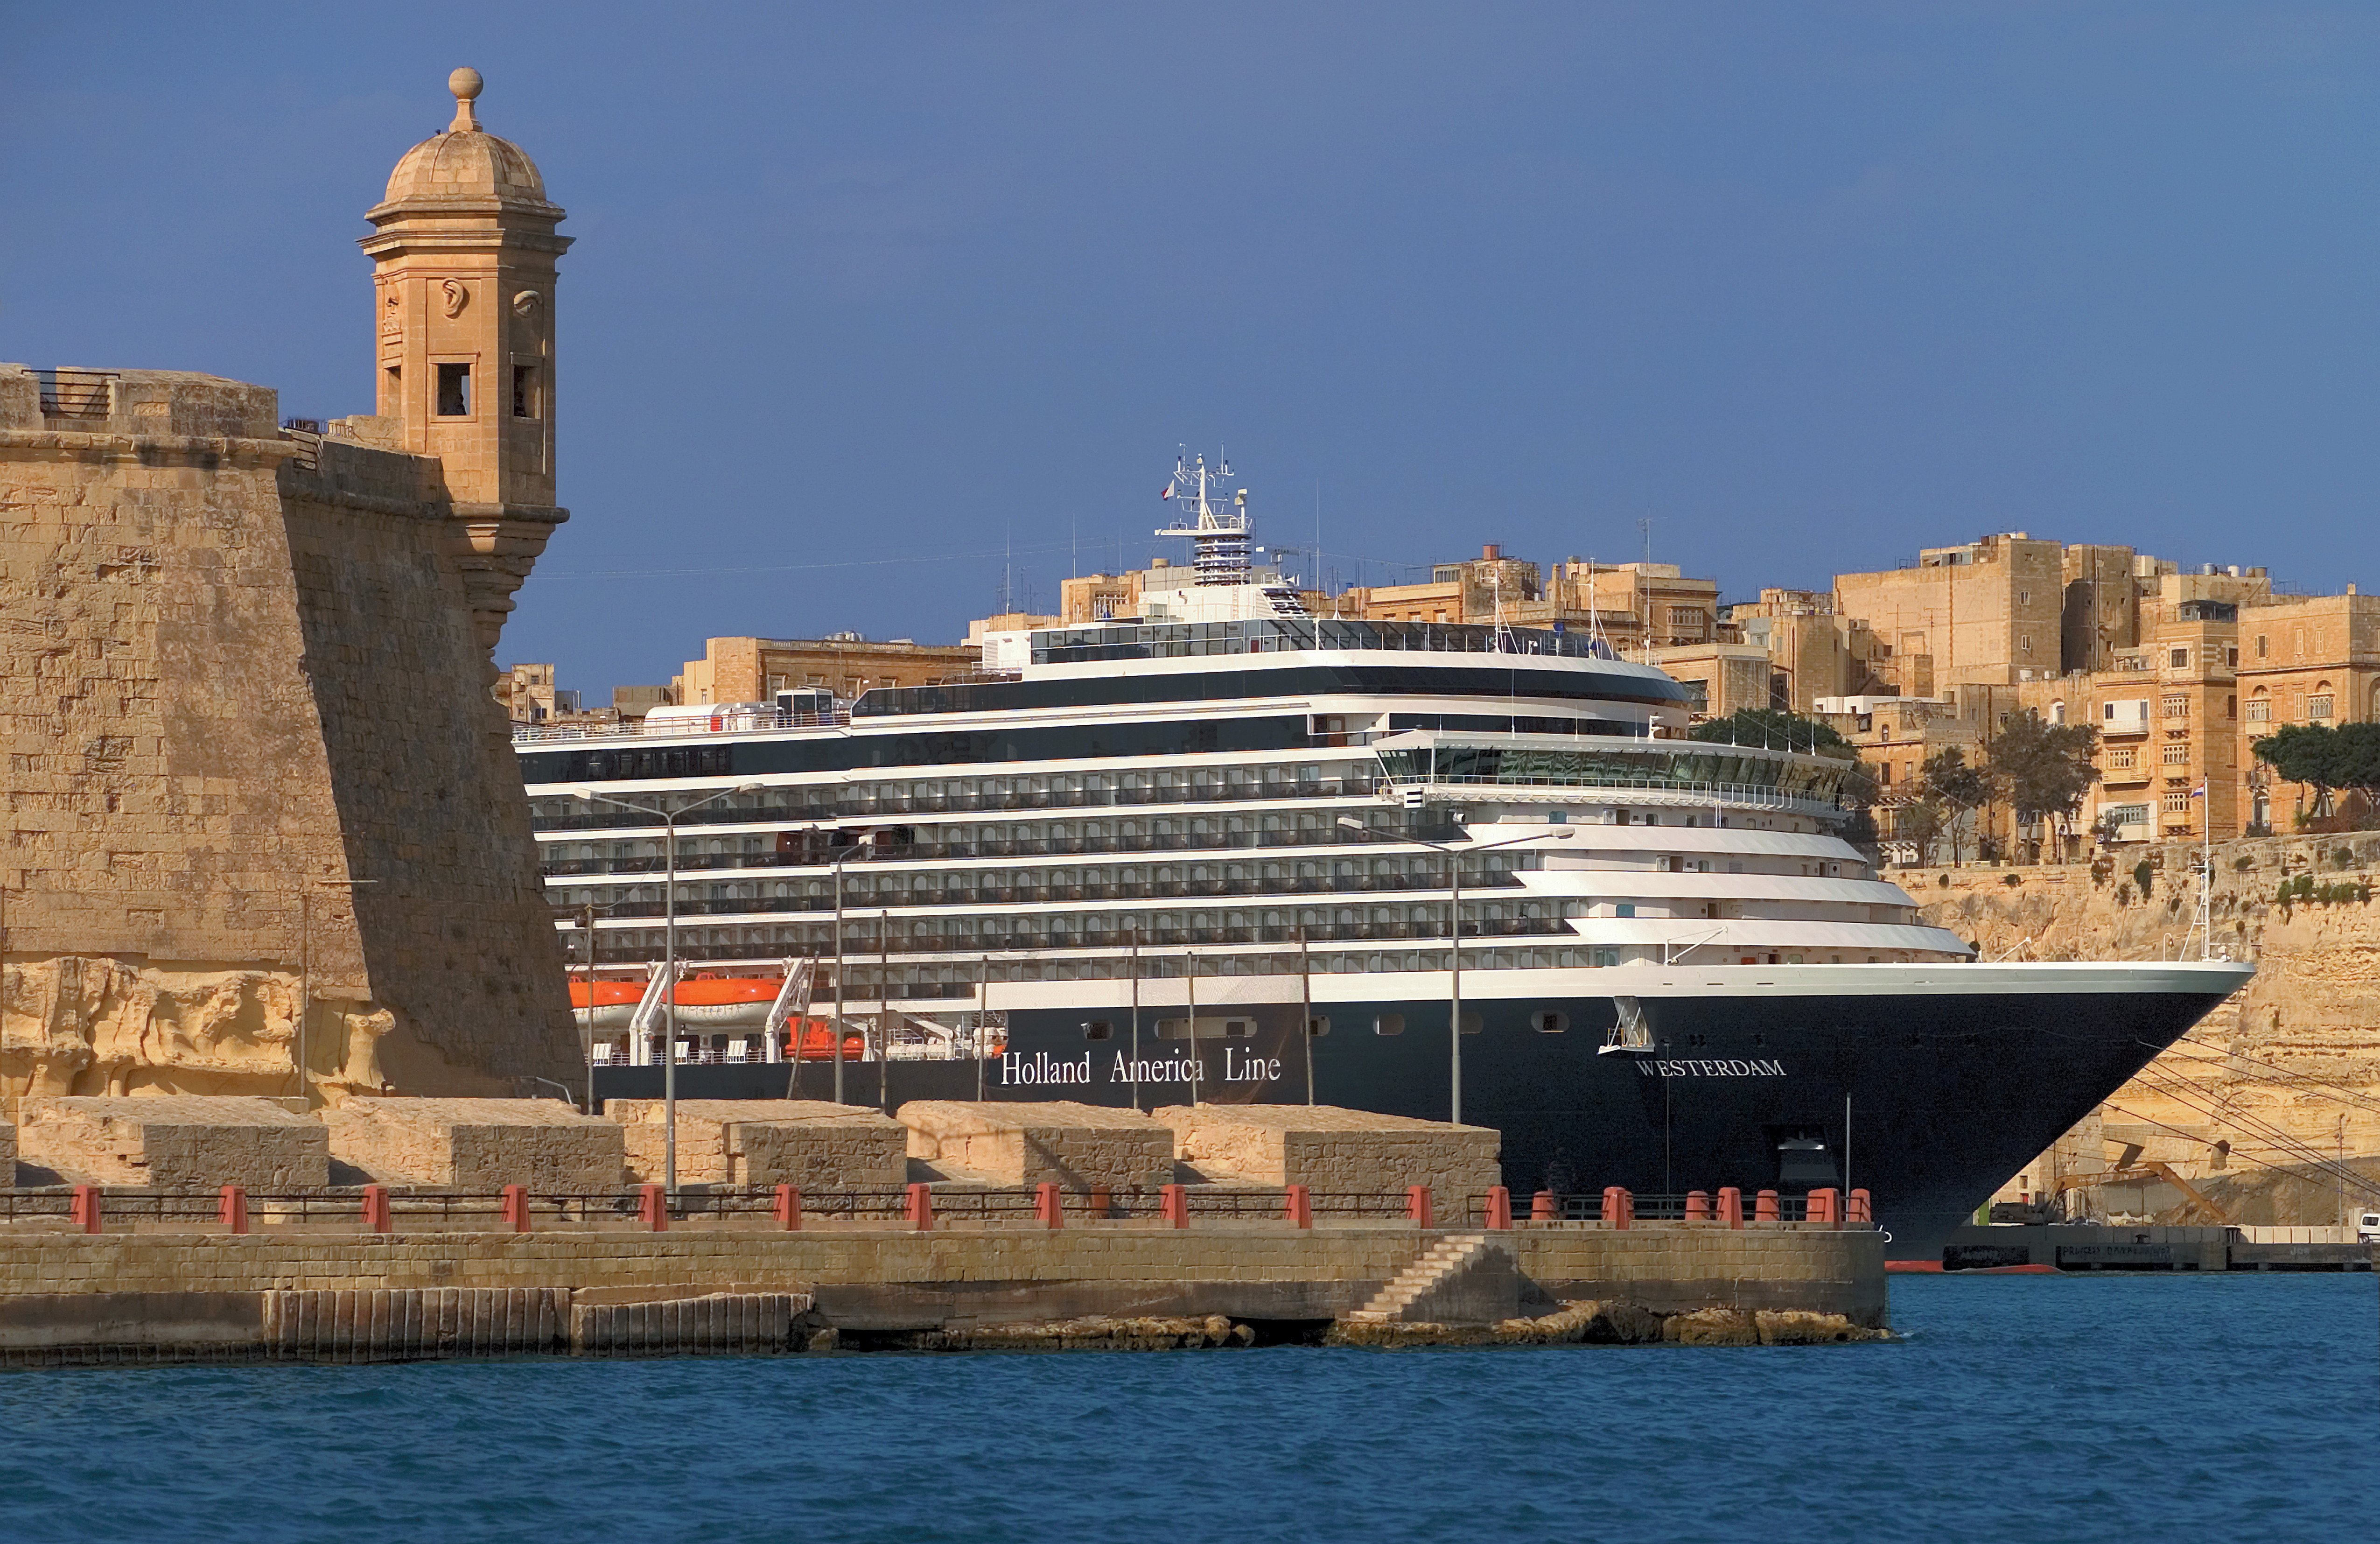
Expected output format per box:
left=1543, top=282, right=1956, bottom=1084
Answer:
left=512, top=364, right=539, bottom=419
left=436, top=363, right=471, bottom=417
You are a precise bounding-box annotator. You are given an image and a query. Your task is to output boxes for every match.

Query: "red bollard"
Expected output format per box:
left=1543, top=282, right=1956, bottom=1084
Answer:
left=363, top=1184, right=392, bottom=1233
left=775, top=1184, right=803, bottom=1230
left=1407, top=1185, right=1434, bottom=1229
left=1603, top=1186, right=1632, bottom=1230
left=1808, top=1187, right=1839, bottom=1225
left=1088, top=1185, right=1112, bottom=1221
left=1848, top=1188, right=1873, bottom=1225
left=1160, top=1183, right=1188, bottom=1229
left=639, top=1183, right=669, bottom=1232
left=1285, top=1184, right=1313, bottom=1229
left=1036, top=1182, right=1065, bottom=1229
left=906, top=1182, right=934, bottom=1232
left=1531, top=1190, right=1558, bottom=1222
left=220, top=1185, right=249, bottom=1235
left=70, top=1185, right=102, bottom=1235
left=1755, top=1188, right=1780, bottom=1223
left=1484, top=1185, right=1512, bottom=1231
left=501, top=1184, right=532, bottom=1233
left=1685, top=1189, right=1711, bottom=1221
left=1717, top=1186, right=1744, bottom=1229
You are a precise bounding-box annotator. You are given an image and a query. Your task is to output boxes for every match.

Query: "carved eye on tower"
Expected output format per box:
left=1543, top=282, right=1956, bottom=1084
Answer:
left=512, top=290, right=542, bottom=321
left=440, top=278, right=469, bottom=317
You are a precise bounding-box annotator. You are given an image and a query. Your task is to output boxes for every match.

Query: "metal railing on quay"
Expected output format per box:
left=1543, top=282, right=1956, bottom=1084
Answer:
left=3, top=1184, right=1876, bottom=1234
left=1459, top=1186, right=1876, bottom=1229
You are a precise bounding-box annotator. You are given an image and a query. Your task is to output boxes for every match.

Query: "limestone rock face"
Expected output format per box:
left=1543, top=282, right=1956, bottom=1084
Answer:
left=16, top=1095, right=328, bottom=1189
left=896, top=1100, right=1174, bottom=1190
left=1153, top=1104, right=1500, bottom=1200
left=1912, top=832, right=2380, bottom=1201
left=323, top=1097, right=621, bottom=1190
left=607, top=1099, right=905, bottom=1189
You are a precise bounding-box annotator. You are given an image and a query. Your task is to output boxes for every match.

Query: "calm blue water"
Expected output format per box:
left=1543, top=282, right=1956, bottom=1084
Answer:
left=0, top=1275, right=2371, bottom=1542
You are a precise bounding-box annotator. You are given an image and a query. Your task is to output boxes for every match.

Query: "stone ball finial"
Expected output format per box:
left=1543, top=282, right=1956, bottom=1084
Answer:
left=448, top=67, right=484, bottom=132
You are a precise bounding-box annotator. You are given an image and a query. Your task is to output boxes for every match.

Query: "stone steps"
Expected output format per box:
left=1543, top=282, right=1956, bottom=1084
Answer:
left=1344, top=1233, right=1493, bottom=1322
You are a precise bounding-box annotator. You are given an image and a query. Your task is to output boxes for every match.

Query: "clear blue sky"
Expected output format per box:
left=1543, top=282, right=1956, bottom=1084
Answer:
left=9, top=3, right=2377, bottom=699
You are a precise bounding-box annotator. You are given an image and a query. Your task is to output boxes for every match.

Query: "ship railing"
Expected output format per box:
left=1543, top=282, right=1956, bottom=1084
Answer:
left=1386, top=773, right=1836, bottom=816
left=551, top=877, right=1532, bottom=921
left=531, top=782, right=1382, bottom=828
left=513, top=709, right=850, bottom=745
left=536, top=823, right=1472, bottom=860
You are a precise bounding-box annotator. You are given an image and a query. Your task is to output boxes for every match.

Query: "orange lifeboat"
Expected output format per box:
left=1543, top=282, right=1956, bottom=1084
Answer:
left=569, top=980, right=869, bottom=1060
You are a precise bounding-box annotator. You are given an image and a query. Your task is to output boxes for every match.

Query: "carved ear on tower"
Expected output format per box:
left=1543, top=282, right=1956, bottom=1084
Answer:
left=441, top=278, right=469, bottom=317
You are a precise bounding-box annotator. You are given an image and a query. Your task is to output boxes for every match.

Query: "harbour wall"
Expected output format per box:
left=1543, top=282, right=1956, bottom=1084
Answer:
left=0, top=1223, right=1884, bottom=1360
left=1908, top=830, right=2380, bottom=1214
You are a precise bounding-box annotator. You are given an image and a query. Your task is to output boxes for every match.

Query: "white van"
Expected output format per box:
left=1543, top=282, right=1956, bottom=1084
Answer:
left=2356, top=1210, right=2380, bottom=1244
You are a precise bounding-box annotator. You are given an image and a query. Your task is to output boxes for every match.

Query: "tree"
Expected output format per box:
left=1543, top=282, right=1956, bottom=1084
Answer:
left=1892, top=794, right=1949, bottom=867
left=1988, top=710, right=2100, bottom=862
left=2253, top=722, right=2380, bottom=821
left=1920, top=747, right=1991, bottom=866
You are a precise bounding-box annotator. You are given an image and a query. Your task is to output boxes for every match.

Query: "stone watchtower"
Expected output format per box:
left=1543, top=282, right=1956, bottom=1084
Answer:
left=354, top=67, right=571, bottom=659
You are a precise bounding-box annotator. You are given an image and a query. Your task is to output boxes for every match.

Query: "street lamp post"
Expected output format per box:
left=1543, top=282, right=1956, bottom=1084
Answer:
left=572, top=781, right=762, bottom=1205
left=1337, top=815, right=1574, bottom=1125
left=786, top=830, right=873, bottom=1105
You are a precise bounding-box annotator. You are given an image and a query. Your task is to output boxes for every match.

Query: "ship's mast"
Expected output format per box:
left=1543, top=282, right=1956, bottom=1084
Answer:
left=1155, top=449, right=1253, bottom=586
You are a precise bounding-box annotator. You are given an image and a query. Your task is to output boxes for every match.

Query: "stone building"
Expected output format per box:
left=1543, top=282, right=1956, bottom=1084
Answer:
left=2236, top=589, right=2380, bottom=830
left=495, top=662, right=583, bottom=723
left=675, top=633, right=982, bottom=705
left=0, top=69, right=582, bottom=1109
left=1831, top=534, right=2071, bottom=696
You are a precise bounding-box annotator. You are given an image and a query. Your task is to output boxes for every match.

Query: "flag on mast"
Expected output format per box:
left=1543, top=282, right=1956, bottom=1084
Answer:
left=1160, top=484, right=1174, bottom=500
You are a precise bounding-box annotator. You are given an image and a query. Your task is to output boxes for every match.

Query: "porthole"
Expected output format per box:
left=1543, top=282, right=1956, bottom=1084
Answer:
left=1374, top=1012, right=1404, bottom=1037
left=1082, top=1020, right=1113, bottom=1042
left=1459, top=1010, right=1484, bottom=1036
left=1531, top=1009, right=1569, bottom=1034
left=1307, top=1015, right=1331, bottom=1038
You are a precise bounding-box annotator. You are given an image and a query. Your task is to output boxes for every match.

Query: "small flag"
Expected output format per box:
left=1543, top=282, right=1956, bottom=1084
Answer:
left=1160, top=484, right=1174, bottom=500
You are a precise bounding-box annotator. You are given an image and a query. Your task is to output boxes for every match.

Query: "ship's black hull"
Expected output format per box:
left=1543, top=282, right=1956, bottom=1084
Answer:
left=592, top=980, right=2238, bottom=1261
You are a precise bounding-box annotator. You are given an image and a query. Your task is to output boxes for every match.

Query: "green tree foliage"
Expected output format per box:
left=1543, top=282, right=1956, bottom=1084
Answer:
left=1893, top=794, right=1948, bottom=864
left=1919, top=747, right=1990, bottom=864
left=1988, top=709, right=2100, bottom=860
left=2251, top=723, right=2380, bottom=818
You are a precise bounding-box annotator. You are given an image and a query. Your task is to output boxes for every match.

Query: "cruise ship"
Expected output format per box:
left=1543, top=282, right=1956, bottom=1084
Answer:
left=516, top=455, right=2250, bottom=1258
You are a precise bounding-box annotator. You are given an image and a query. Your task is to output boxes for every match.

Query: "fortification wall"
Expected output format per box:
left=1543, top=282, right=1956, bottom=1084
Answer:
left=0, top=368, right=578, bottom=1107
left=1908, top=831, right=2380, bottom=1207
